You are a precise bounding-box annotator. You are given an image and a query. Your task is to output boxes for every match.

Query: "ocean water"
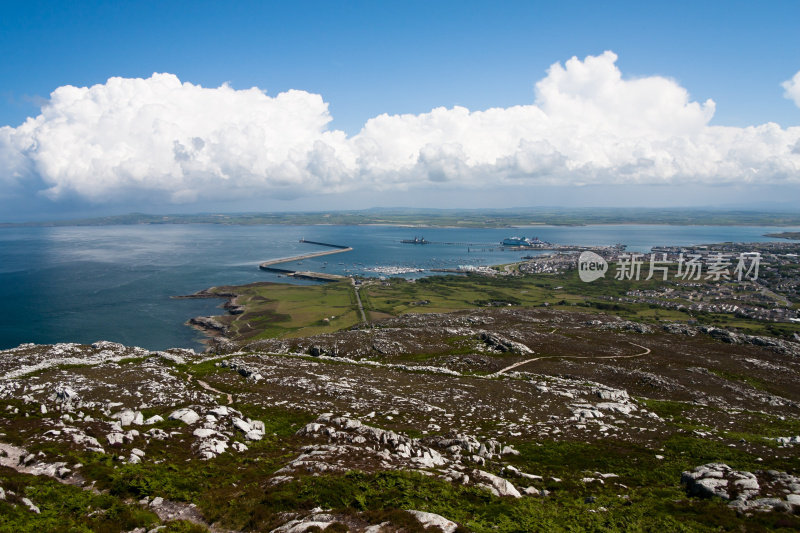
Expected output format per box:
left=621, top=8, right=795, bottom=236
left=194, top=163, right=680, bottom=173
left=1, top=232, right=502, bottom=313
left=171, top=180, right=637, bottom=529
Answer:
left=1, top=223, right=797, bottom=351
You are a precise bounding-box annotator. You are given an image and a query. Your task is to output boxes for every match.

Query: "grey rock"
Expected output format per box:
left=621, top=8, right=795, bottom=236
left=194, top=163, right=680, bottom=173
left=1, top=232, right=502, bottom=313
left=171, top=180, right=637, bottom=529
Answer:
left=21, top=497, right=40, bottom=514
left=169, top=408, right=200, bottom=425
left=473, top=469, right=522, bottom=498
left=406, top=510, right=458, bottom=533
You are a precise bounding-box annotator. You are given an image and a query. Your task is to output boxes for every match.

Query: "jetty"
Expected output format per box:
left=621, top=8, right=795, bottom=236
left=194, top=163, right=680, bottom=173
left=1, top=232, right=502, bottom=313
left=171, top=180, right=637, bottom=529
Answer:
left=259, top=240, right=352, bottom=282
left=298, top=239, right=350, bottom=249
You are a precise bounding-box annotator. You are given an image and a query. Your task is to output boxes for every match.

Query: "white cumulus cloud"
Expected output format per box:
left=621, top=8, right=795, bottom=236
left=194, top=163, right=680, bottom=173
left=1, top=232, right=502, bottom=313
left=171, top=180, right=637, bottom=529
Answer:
left=1, top=52, right=799, bottom=206
left=0, top=73, right=357, bottom=203
left=783, top=69, right=800, bottom=108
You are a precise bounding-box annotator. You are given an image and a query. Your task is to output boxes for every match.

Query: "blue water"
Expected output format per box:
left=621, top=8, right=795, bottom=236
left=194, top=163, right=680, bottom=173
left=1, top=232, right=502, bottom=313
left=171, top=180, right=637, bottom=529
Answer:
left=1, top=223, right=797, bottom=351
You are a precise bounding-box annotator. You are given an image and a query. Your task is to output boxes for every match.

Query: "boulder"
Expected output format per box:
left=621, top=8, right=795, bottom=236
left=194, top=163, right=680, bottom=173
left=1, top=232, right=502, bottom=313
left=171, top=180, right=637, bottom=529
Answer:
left=54, top=385, right=79, bottom=403
left=245, top=430, right=264, bottom=441
left=197, top=438, right=228, bottom=459
left=406, top=510, right=458, bottom=533
left=501, top=445, right=520, bottom=456
left=169, top=408, right=200, bottom=425
left=21, top=497, right=40, bottom=514
left=112, top=409, right=137, bottom=427
left=72, top=433, right=104, bottom=453
left=146, top=428, right=169, bottom=440
left=209, top=406, right=230, bottom=417
left=232, top=417, right=252, bottom=433
left=92, top=341, right=125, bottom=351
left=106, top=432, right=124, bottom=446
left=478, top=332, right=532, bottom=354
left=473, top=469, right=522, bottom=498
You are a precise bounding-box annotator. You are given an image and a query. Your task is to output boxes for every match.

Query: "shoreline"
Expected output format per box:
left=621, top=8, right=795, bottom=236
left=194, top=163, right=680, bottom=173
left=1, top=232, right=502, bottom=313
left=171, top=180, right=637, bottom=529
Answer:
left=177, top=281, right=290, bottom=348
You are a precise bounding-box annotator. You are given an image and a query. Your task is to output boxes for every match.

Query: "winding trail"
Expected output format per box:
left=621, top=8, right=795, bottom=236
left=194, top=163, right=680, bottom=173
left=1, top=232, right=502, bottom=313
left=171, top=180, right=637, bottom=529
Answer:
left=188, top=375, right=233, bottom=404
left=491, top=341, right=651, bottom=376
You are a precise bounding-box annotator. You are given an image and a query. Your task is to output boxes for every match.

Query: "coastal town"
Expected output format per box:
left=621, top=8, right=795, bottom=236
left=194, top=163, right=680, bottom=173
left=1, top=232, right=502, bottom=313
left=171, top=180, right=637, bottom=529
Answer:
left=517, top=240, right=800, bottom=325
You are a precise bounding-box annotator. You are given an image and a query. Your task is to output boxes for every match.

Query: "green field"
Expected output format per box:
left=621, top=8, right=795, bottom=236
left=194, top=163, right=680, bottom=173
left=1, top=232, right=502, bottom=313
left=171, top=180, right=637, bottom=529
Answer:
left=208, top=266, right=800, bottom=343
left=214, top=282, right=362, bottom=341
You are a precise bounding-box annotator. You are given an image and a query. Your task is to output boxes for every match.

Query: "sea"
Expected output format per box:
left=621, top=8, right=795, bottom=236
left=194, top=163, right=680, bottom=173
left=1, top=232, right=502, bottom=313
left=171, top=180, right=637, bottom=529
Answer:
left=1, top=223, right=798, bottom=351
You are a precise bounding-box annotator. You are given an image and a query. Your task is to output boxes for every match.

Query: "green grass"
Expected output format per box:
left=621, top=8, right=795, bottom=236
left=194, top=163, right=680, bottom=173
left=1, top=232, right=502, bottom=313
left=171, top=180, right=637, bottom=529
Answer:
left=197, top=468, right=800, bottom=532
left=209, top=281, right=361, bottom=340
left=0, top=467, right=159, bottom=533
left=206, top=266, right=800, bottom=345
left=708, top=368, right=775, bottom=393
left=13, top=362, right=95, bottom=380
left=640, top=399, right=694, bottom=420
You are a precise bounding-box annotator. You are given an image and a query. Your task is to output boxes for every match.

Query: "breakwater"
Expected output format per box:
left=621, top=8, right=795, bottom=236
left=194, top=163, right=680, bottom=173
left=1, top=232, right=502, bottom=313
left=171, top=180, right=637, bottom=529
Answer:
left=299, top=239, right=350, bottom=249
left=259, top=240, right=352, bottom=282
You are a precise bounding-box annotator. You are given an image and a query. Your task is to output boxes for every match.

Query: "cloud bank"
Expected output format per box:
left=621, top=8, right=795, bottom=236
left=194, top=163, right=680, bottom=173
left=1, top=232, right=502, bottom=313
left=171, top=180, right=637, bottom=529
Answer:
left=2, top=51, right=799, bottom=206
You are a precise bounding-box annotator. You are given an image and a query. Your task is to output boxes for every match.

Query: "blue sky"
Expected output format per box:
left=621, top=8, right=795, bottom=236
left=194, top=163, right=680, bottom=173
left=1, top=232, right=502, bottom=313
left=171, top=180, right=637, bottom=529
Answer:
left=1, top=1, right=800, bottom=219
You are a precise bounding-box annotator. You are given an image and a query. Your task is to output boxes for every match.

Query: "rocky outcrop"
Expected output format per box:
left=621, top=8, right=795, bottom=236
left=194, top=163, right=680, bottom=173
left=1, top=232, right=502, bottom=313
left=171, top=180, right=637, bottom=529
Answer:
left=405, top=510, right=458, bottom=532
left=477, top=332, right=533, bottom=354
left=600, top=320, right=653, bottom=334
left=289, top=414, right=529, bottom=499
left=682, top=463, right=800, bottom=513
left=216, top=359, right=263, bottom=382
left=472, top=469, right=522, bottom=498
left=188, top=316, right=228, bottom=336
left=683, top=326, right=800, bottom=357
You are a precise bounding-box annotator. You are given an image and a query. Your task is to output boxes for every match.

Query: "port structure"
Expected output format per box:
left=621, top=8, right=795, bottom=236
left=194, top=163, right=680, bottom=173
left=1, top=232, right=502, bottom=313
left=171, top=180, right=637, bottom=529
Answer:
left=259, top=239, right=353, bottom=281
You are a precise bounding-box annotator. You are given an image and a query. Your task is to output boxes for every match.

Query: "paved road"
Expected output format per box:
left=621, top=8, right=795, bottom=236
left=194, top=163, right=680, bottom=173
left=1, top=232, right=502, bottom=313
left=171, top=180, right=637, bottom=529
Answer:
left=352, top=279, right=367, bottom=323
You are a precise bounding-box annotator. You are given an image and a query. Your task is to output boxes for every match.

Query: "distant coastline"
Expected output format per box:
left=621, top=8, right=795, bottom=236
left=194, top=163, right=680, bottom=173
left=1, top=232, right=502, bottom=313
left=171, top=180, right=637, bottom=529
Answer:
left=765, top=231, right=800, bottom=240
left=4, top=207, right=800, bottom=229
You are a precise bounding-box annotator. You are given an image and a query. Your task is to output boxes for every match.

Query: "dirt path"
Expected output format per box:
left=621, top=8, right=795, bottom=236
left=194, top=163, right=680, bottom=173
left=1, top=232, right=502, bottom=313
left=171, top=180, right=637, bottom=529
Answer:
left=186, top=374, right=233, bottom=404
left=492, top=341, right=651, bottom=376
left=196, top=378, right=234, bottom=404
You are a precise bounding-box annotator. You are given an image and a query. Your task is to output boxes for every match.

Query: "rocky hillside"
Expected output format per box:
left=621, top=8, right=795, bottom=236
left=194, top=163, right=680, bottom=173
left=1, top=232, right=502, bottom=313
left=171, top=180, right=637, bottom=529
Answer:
left=1, top=308, right=799, bottom=531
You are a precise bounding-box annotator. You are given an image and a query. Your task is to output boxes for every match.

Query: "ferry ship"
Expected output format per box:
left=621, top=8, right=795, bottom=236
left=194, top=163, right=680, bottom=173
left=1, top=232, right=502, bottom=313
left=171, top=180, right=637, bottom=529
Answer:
left=401, top=236, right=430, bottom=244
left=501, top=236, right=550, bottom=247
